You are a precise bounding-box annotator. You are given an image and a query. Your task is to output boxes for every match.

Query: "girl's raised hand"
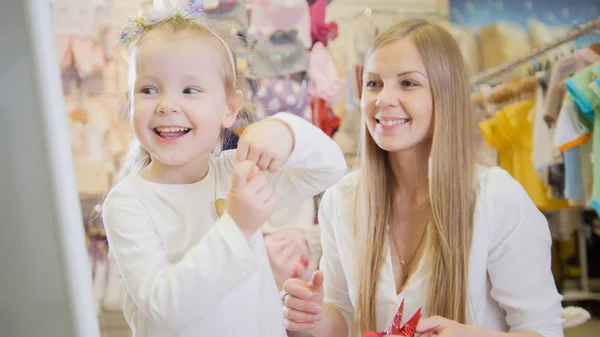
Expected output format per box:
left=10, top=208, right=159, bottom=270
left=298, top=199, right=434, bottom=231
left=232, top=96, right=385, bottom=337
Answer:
left=235, top=119, right=295, bottom=172
left=226, top=160, right=277, bottom=240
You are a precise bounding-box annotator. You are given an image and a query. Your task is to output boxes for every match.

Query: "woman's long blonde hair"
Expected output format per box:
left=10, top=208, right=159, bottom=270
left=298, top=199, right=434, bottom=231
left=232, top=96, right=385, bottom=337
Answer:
left=115, top=16, right=253, bottom=184
left=353, top=18, right=476, bottom=334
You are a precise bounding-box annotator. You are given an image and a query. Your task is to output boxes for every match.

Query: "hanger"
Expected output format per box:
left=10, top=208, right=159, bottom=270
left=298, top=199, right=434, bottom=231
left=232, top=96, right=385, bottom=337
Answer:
left=69, top=84, right=89, bottom=124
left=69, top=105, right=89, bottom=125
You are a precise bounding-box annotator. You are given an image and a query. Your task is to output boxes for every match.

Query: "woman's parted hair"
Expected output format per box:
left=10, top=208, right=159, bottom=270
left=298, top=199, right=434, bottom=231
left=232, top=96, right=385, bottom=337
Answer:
left=353, top=18, right=476, bottom=335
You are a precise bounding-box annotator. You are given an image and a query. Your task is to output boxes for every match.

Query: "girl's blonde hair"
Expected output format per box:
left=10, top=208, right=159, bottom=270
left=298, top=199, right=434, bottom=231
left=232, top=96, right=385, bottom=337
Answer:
left=115, top=16, right=253, bottom=184
left=353, top=18, right=476, bottom=335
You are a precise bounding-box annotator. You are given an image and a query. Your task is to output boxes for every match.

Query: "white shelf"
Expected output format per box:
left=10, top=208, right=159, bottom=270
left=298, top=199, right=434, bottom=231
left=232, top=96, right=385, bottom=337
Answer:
left=562, top=290, right=600, bottom=302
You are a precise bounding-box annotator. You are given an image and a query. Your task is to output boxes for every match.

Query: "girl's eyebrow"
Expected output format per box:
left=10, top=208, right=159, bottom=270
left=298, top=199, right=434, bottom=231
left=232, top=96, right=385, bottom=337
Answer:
left=136, top=74, right=160, bottom=82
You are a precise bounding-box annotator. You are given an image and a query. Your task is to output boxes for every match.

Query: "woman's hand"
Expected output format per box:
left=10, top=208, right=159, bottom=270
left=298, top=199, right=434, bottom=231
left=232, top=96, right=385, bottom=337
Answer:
left=282, top=271, right=325, bottom=332
left=416, top=316, right=489, bottom=337
left=236, top=119, right=295, bottom=172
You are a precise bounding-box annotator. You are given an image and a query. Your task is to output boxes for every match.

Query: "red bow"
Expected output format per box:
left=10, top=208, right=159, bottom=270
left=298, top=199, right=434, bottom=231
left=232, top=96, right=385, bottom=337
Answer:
left=363, top=300, right=421, bottom=337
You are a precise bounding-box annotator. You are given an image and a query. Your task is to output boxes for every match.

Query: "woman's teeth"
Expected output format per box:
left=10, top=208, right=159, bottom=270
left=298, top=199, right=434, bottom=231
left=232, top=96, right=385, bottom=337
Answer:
left=377, top=119, right=409, bottom=126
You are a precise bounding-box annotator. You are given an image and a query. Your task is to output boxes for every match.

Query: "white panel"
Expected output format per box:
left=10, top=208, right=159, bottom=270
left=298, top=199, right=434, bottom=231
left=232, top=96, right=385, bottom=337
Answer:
left=0, top=0, right=100, bottom=336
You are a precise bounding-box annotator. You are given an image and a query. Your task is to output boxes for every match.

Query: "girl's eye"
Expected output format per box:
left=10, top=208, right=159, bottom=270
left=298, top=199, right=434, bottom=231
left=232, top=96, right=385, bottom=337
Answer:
left=401, top=80, right=419, bottom=88
left=141, top=87, right=158, bottom=95
left=365, top=81, right=381, bottom=88
left=183, top=88, right=201, bottom=94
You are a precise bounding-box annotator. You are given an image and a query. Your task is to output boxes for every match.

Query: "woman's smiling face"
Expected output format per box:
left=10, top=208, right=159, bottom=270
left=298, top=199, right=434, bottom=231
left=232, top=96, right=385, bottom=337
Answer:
left=361, top=37, right=434, bottom=153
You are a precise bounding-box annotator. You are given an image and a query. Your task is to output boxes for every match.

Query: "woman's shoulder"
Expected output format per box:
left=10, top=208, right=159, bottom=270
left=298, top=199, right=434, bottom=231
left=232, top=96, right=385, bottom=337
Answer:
left=473, top=164, right=525, bottom=201
left=323, top=170, right=360, bottom=200
left=473, top=165, right=544, bottom=238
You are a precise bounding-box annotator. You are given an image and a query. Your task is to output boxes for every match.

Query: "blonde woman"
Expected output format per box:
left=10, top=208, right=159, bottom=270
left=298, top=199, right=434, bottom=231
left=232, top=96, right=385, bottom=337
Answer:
left=281, top=19, right=564, bottom=337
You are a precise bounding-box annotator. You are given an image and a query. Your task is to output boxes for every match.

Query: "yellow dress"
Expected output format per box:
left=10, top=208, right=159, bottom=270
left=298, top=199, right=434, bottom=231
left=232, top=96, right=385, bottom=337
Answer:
left=479, top=99, right=571, bottom=211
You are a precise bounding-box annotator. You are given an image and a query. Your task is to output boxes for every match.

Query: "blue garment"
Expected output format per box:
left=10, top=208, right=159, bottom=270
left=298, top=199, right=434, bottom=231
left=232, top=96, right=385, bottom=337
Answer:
left=563, top=146, right=585, bottom=200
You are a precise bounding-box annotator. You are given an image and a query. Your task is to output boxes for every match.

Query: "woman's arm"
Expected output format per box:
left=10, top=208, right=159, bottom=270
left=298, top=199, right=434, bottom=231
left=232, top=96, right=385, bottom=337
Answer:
left=103, top=187, right=261, bottom=330
left=314, top=187, right=355, bottom=337
left=484, top=169, right=563, bottom=337
left=418, top=169, right=564, bottom=337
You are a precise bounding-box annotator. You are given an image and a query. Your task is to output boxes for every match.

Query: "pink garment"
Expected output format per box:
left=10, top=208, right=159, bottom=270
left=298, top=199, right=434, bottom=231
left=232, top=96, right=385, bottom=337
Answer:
left=55, top=36, right=73, bottom=71
left=71, top=37, right=106, bottom=79
left=309, top=0, right=338, bottom=46
left=264, top=228, right=310, bottom=286
left=308, top=42, right=346, bottom=106
left=56, top=35, right=109, bottom=94
left=249, top=0, right=311, bottom=48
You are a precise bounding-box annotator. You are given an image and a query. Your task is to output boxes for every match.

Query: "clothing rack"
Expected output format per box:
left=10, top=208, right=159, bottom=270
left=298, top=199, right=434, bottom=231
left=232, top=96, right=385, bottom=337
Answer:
left=472, top=16, right=600, bottom=85
left=336, top=7, right=446, bottom=21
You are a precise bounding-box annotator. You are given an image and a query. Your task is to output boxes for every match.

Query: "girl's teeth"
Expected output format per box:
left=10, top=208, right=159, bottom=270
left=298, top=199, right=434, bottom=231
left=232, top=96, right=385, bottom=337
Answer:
left=156, top=127, right=189, bottom=132
left=380, top=119, right=408, bottom=126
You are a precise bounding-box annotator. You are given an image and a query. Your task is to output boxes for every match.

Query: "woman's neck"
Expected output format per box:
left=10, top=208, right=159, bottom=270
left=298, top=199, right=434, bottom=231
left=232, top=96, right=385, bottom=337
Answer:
left=388, top=141, right=431, bottom=204
left=141, top=153, right=211, bottom=184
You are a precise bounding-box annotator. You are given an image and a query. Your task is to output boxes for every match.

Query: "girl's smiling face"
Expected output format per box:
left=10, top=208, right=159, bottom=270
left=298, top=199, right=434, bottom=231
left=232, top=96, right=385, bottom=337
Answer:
left=131, top=31, right=239, bottom=167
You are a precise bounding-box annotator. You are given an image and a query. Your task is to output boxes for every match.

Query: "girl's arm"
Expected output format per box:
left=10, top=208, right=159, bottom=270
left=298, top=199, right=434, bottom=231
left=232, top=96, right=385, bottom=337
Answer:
left=223, top=113, right=348, bottom=207
left=102, top=188, right=261, bottom=330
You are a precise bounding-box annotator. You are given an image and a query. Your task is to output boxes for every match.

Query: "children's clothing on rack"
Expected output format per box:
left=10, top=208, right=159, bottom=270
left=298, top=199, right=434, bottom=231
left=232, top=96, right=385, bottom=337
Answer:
left=543, top=47, right=600, bottom=124
left=479, top=99, right=571, bottom=211
left=248, top=29, right=309, bottom=80
left=307, top=42, right=346, bottom=106
left=309, top=0, right=338, bottom=47
left=52, top=0, right=115, bottom=95
left=248, top=0, right=311, bottom=48
left=65, top=95, right=129, bottom=195
left=254, top=77, right=311, bottom=121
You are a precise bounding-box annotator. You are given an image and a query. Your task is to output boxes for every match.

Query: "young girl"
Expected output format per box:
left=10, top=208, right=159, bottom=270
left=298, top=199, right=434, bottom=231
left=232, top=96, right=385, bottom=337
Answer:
left=282, top=19, right=564, bottom=337
left=102, top=4, right=346, bottom=337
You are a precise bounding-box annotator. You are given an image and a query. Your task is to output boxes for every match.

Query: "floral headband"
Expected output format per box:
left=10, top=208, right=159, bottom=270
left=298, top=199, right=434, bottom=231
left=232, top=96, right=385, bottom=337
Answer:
left=117, top=0, right=237, bottom=86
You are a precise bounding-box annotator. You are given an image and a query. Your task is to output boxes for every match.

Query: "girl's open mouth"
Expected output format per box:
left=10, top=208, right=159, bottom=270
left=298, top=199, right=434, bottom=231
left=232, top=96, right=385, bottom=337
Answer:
left=153, top=127, right=191, bottom=140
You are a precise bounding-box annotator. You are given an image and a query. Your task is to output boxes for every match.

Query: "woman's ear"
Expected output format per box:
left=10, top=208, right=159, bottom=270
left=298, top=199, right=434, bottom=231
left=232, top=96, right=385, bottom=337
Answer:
left=222, top=89, right=244, bottom=128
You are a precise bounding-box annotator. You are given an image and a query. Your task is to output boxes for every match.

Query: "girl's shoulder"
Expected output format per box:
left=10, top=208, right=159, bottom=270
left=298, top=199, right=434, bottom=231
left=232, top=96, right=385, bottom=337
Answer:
left=103, top=175, right=147, bottom=207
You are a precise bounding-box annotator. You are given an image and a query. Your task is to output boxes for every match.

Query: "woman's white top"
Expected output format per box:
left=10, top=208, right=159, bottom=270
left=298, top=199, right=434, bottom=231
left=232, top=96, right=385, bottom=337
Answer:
left=102, top=113, right=347, bottom=337
left=320, top=166, right=564, bottom=337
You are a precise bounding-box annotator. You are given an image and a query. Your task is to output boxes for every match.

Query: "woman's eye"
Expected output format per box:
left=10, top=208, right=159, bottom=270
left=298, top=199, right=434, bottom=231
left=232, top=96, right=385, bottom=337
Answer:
left=141, top=87, right=158, bottom=95
left=183, top=87, right=201, bottom=94
left=365, top=81, right=381, bottom=88
left=401, top=80, right=419, bottom=88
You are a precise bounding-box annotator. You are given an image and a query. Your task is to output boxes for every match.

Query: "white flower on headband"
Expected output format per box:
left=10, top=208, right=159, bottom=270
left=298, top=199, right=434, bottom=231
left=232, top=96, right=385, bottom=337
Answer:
left=116, top=0, right=238, bottom=87
left=117, top=0, right=204, bottom=50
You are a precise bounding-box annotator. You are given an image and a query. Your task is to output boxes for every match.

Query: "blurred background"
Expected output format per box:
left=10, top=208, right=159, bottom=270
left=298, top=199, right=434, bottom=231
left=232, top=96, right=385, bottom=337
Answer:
left=1, top=0, right=599, bottom=336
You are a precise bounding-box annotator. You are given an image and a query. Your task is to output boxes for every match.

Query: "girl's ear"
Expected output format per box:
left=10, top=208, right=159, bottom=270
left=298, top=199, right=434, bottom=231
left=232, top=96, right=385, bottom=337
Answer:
left=222, top=89, right=244, bottom=128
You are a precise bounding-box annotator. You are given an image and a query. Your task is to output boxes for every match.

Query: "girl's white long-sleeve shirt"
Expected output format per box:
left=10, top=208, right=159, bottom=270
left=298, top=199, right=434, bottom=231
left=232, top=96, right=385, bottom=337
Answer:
left=320, top=166, right=564, bottom=337
left=102, top=113, right=347, bottom=337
